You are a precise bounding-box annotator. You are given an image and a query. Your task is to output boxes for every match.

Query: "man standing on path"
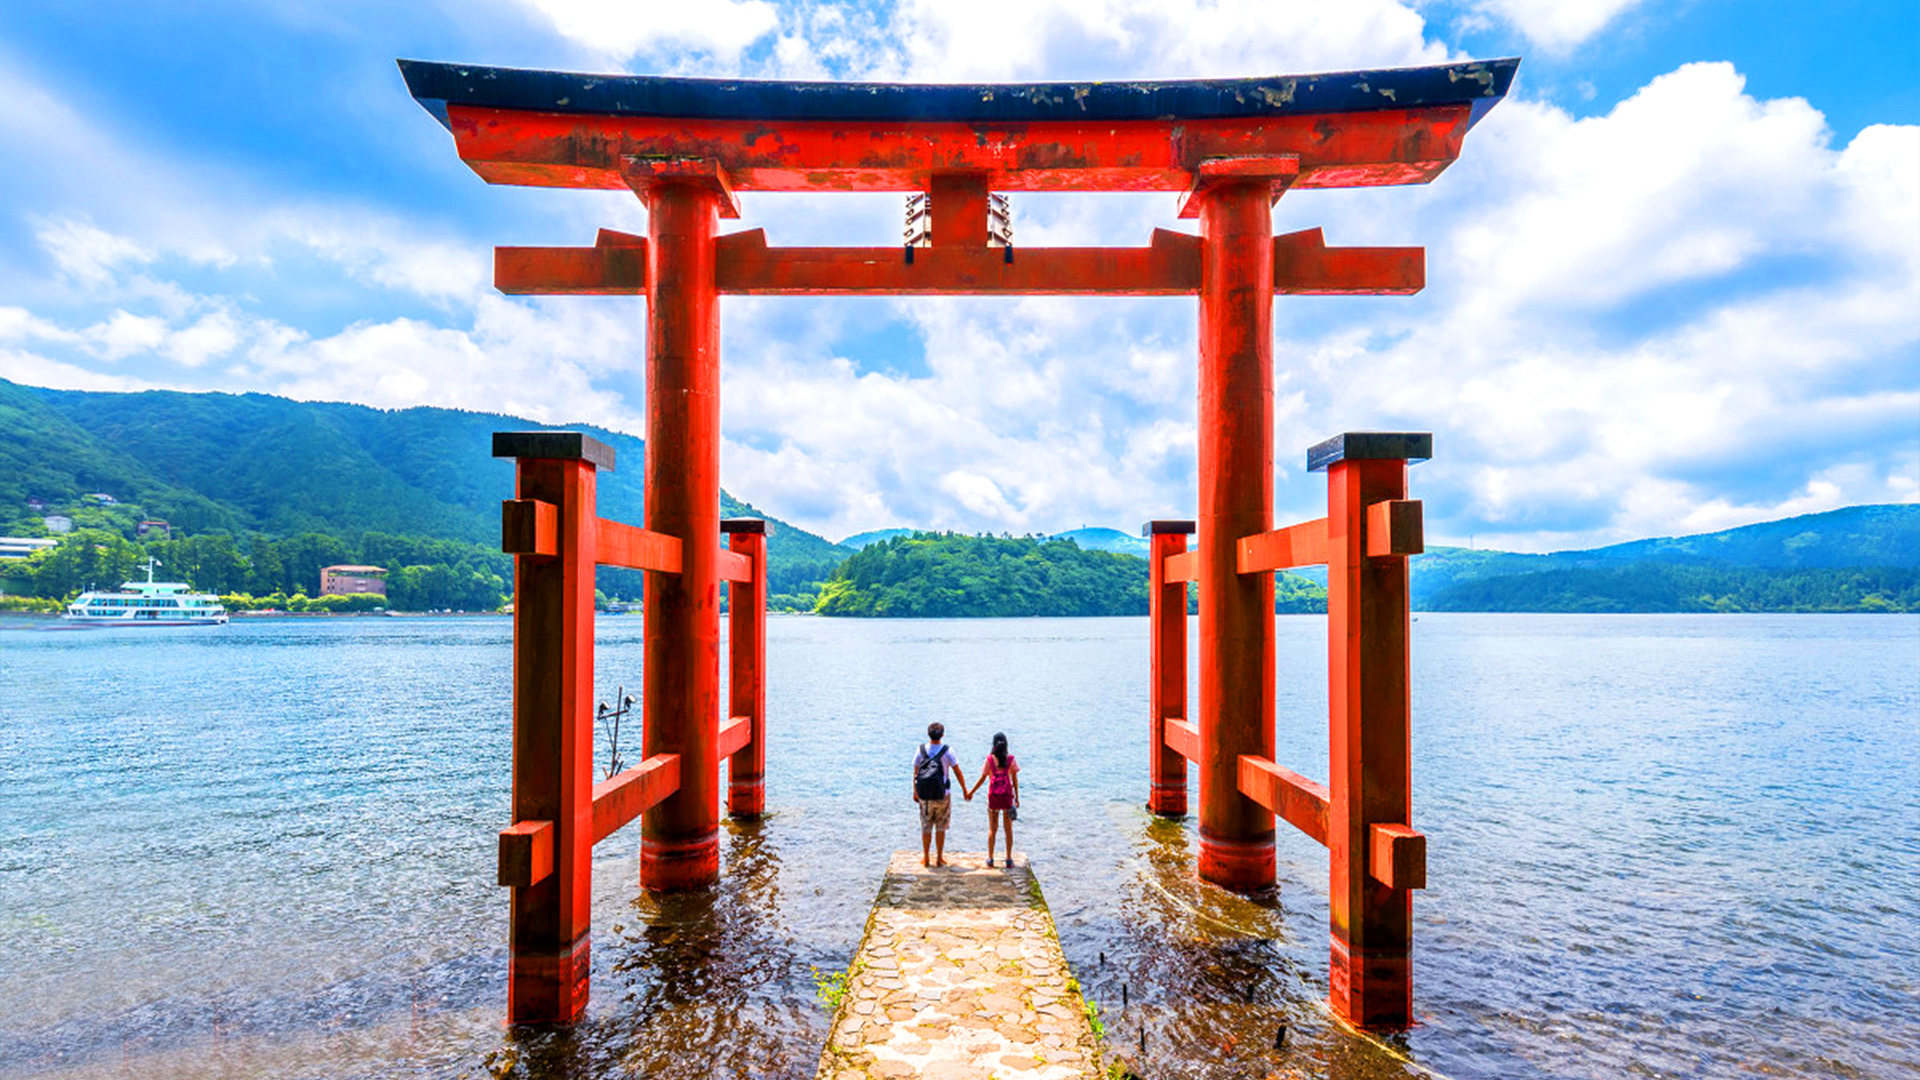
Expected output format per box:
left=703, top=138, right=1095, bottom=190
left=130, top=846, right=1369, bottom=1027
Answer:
left=913, top=722, right=971, bottom=867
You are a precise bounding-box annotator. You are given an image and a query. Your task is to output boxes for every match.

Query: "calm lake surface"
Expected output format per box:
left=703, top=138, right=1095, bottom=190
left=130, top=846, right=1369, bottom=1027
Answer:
left=1, top=613, right=1915, bottom=1080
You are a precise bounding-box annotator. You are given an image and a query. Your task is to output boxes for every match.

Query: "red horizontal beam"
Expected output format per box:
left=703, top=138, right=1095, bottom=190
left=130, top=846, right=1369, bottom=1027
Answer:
left=1369, top=823, right=1427, bottom=890
left=714, top=227, right=1202, bottom=296
left=447, top=106, right=1475, bottom=193
left=717, top=549, right=752, bottom=583
left=1164, top=717, right=1201, bottom=763
left=1366, top=499, right=1425, bottom=557
left=597, top=518, right=683, bottom=573
left=1237, top=518, right=1329, bottom=573
left=497, top=227, right=1422, bottom=297
left=1273, top=228, right=1423, bottom=296
left=591, top=753, right=681, bottom=845
left=718, top=715, right=752, bottom=759
left=500, top=498, right=558, bottom=557
left=498, top=819, right=554, bottom=887
left=1162, top=550, right=1199, bottom=584
left=497, top=244, right=646, bottom=295
left=1237, top=756, right=1330, bottom=847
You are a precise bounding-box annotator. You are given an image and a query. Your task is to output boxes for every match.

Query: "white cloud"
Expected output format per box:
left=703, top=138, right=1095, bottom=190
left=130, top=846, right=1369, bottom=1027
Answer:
left=1, top=13, right=1914, bottom=554
left=34, top=218, right=154, bottom=288
left=0, top=306, right=82, bottom=346
left=162, top=311, right=244, bottom=368
left=273, top=212, right=490, bottom=304
left=518, top=0, right=780, bottom=66
left=0, top=347, right=152, bottom=393
left=1466, top=0, right=1647, bottom=53
left=509, top=0, right=1447, bottom=79
left=85, top=311, right=170, bottom=360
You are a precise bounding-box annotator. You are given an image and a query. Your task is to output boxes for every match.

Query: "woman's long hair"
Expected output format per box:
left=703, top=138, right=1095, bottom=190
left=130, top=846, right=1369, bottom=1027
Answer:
left=991, top=732, right=1009, bottom=770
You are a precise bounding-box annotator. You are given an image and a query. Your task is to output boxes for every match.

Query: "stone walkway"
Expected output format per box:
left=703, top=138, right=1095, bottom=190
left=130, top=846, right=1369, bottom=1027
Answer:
left=815, top=852, right=1104, bottom=1080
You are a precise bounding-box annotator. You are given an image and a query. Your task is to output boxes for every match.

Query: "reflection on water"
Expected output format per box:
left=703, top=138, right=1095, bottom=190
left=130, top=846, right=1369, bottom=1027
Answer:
left=485, top=821, right=829, bottom=1080
left=1, top=613, right=1916, bottom=1079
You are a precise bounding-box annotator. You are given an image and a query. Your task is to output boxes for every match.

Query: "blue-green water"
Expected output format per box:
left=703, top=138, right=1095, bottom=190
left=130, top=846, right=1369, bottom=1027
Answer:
left=0, top=614, right=1915, bottom=1079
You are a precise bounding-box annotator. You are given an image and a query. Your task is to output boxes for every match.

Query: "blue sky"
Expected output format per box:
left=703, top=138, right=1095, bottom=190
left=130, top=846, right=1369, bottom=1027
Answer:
left=1, top=1, right=1914, bottom=550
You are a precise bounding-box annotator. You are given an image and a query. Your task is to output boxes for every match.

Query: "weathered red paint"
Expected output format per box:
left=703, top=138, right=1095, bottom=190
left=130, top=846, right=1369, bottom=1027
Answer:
left=1368, top=823, right=1427, bottom=891
left=641, top=182, right=726, bottom=893
left=1326, top=455, right=1417, bottom=1028
left=716, top=548, right=752, bottom=582
left=725, top=521, right=767, bottom=818
left=1236, top=755, right=1331, bottom=847
left=444, top=106, right=1474, bottom=194
left=500, top=498, right=559, bottom=556
left=1146, top=523, right=1191, bottom=817
left=1235, top=517, right=1329, bottom=573
left=1163, top=718, right=1201, bottom=764
left=591, top=753, right=683, bottom=845
left=596, top=517, right=683, bottom=572
left=498, top=819, right=554, bottom=888
left=1366, top=499, right=1425, bottom=557
left=496, top=227, right=1419, bottom=298
left=502, top=452, right=598, bottom=1024
left=1194, top=180, right=1276, bottom=894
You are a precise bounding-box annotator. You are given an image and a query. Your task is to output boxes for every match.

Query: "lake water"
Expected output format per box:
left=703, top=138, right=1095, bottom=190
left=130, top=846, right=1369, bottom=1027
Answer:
left=0, top=614, right=1915, bottom=1080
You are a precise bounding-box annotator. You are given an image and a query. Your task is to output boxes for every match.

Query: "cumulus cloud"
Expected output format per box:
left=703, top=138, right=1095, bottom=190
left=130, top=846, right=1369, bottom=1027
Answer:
left=518, top=0, right=780, bottom=67
left=2, top=7, right=1915, bottom=554
left=1465, top=0, right=1648, bottom=53
left=34, top=218, right=154, bottom=288
left=507, top=0, right=1447, bottom=80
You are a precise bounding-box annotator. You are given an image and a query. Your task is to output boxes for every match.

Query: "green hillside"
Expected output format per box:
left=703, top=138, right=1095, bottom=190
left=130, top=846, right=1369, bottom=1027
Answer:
left=0, top=379, right=849, bottom=607
left=813, top=532, right=1328, bottom=617
left=1410, top=505, right=1919, bottom=610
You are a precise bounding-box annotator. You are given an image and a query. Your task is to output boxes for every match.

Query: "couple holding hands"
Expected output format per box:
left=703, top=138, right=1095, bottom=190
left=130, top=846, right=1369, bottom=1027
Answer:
left=911, top=722, right=1021, bottom=869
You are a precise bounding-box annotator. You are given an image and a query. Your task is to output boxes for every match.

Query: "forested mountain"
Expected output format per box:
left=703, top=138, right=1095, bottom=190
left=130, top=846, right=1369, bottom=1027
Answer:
left=816, top=533, right=1151, bottom=617
left=1409, top=504, right=1919, bottom=610
left=813, top=532, right=1328, bottom=617
left=0, top=379, right=849, bottom=606
left=4, top=379, right=1913, bottom=615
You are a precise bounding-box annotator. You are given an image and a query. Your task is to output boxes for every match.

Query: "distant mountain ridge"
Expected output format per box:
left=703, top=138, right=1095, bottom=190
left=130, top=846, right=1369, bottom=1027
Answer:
left=847, top=506, right=1917, bottom=613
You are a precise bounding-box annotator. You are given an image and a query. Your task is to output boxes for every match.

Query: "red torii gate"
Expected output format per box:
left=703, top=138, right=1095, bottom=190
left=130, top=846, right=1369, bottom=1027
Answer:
left=400, top=56, right=1515, bottom=1031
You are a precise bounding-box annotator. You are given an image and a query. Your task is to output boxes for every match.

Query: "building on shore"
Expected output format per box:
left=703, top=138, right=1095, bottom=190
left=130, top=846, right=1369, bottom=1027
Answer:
left=0, top=537, right=59, bottom=560
left=42, top=516, right=72, bottom=535
left=136, top=519, right=172, bottom=539
left=320, top=565, right=388, bottom=597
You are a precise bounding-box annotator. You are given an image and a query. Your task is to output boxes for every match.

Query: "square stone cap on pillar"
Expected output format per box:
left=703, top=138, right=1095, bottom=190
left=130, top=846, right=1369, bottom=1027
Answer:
left=1141, top=519, right=1197, bottom=536
left=492, top=431, right=617, bottom=471
left=721, top=518, right=768, bottom=534
left=1307, top=432, right=1431, bottom=473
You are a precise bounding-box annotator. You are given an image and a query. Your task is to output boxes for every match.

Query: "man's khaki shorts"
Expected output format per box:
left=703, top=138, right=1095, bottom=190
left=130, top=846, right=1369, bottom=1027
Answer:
left=919, top=796, right=951, bottom=833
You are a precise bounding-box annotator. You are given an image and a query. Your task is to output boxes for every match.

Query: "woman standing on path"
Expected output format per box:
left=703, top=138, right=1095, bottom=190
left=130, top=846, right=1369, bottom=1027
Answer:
left=967, top=732, right=1020, bottom=867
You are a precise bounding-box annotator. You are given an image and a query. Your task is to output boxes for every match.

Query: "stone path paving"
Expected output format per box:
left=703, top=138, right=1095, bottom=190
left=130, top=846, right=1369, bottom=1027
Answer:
left=815, top=851, right=1103, bottom=1080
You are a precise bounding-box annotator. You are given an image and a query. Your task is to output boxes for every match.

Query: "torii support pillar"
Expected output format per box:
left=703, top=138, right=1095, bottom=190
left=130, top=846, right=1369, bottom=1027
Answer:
left=640, top=180, right=725, bottom=891
left=1195, top=180, right=1278, bottom=892
left=495, top=431, right=612, bottom=1025
left=1318, top=433, right=1426, bottom=1028
left=724, top=518, right=767, bottom=818
left=1146, top=520, right=1194, bottom=818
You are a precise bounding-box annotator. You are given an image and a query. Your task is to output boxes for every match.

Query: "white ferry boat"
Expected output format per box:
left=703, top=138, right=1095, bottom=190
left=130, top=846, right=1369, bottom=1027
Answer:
left=64, top=560, right=228, bottom=626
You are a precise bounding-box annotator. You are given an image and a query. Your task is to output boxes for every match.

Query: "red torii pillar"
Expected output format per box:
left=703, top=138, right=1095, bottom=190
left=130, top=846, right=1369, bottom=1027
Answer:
left=1194, top=177, right=1281, bottom=892
left=638, top=178, right=727, bottom=892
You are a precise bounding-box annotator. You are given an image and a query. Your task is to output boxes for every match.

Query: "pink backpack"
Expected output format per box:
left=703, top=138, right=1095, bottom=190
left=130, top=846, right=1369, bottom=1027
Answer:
left=988, top=755, right=1015, bottom=797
